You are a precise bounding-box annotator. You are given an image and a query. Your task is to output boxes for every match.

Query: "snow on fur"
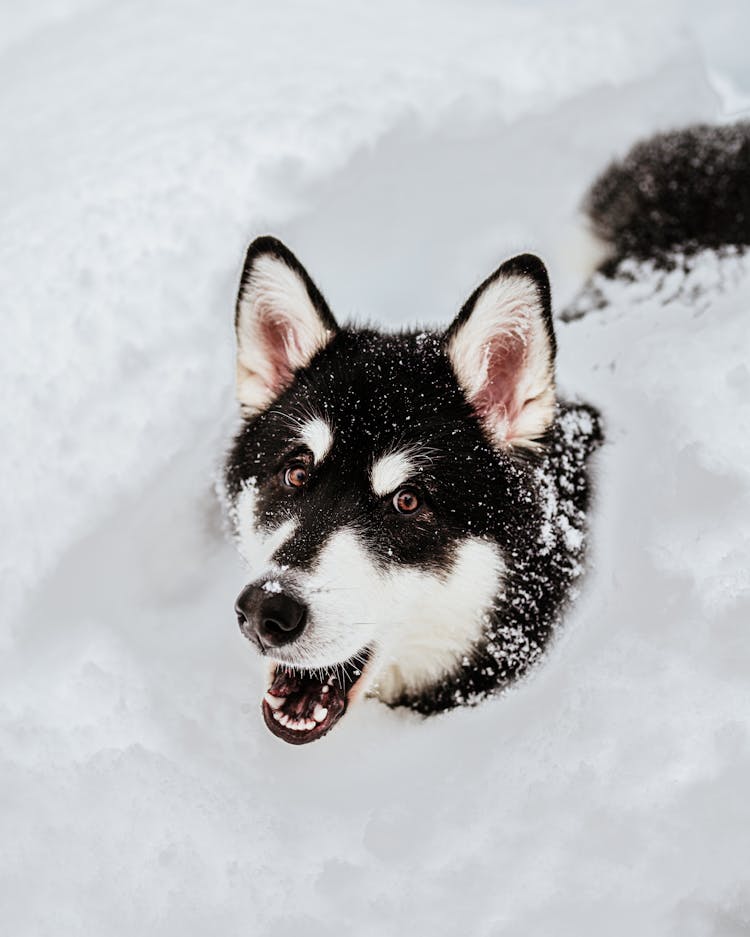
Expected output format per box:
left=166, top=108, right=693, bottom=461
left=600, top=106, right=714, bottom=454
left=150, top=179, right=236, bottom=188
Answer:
left=2, top=2, right=750, bottom=935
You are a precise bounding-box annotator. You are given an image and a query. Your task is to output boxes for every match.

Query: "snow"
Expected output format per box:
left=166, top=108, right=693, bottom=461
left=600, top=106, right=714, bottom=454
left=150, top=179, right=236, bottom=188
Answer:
left=262, top=580, right=283, bottom=595
left=2, top=1, right=750, bottom=934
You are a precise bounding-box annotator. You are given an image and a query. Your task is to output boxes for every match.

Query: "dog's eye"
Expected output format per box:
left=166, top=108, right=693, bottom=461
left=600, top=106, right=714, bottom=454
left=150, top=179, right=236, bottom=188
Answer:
left=283, top=464, right=308, bottom=489
left=393, top=488, right=420, bottom=515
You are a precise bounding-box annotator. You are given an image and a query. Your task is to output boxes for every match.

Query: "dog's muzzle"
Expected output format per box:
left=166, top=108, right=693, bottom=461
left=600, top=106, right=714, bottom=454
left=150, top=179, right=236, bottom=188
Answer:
left=235, top=584, right=307, bottom=651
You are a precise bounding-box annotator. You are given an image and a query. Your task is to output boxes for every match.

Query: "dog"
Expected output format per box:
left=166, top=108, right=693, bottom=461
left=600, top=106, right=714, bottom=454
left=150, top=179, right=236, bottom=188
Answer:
left=222, top=121, right=749, bottom=745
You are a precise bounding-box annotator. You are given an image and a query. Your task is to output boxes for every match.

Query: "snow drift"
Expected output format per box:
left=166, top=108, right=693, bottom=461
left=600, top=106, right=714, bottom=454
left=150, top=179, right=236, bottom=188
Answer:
left=2, top=1, right=750, bottom=934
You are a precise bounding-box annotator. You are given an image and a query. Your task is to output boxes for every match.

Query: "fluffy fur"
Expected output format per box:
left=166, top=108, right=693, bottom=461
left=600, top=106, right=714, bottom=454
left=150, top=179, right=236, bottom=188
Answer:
left=586, top=121, right=750, bottom=271
left=447, top=255, right=556, bottom=450
left=371, top=447, right=427, bottom=497
left=297, top=416, right=333, bottom=464
left=235, top=239, right=337, bottom=414
left=224, top=239, right=601, bottom=740
left=224, top=120, right=748, bottom=743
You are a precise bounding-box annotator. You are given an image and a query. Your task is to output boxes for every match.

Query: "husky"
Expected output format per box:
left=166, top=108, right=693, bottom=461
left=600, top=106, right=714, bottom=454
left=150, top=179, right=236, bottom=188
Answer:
left=222, top=121, right=749, bottom=745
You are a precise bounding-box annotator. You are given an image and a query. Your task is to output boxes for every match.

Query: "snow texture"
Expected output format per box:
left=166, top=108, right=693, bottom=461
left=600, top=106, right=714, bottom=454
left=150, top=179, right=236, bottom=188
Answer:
left=2, top=1, right=750, bottom=934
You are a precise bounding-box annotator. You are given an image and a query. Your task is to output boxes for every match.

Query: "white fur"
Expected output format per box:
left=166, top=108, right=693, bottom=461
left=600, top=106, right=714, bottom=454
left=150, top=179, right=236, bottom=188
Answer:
left=247, top=525, right=504, bottom=699
left=298, top=416, right=333, bottom=464
left=371, top=450, right=416, bottom=496
left=448, top=271, right=555, bottom=449
left=372, top=537, right=504, bottom=701
left=235, top=481, right=297, bottom=573
left=236, top=254, right=333, bottom=413
left=556, top=215, right=613, bottom=281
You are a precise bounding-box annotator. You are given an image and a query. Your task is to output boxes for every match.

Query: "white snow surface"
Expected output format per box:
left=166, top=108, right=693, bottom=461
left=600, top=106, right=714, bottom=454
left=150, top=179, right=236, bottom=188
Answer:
left=2, top=1, right=750, bottom=934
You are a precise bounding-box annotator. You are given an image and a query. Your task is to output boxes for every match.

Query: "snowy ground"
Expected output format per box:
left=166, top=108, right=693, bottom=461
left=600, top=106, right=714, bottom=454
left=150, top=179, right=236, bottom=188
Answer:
left=2, top=1, right=750, bottom=934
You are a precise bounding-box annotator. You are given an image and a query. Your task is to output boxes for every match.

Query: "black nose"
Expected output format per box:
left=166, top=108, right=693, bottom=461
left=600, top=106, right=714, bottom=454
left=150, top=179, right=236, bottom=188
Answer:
left=235, top=585, right=307, bottom=649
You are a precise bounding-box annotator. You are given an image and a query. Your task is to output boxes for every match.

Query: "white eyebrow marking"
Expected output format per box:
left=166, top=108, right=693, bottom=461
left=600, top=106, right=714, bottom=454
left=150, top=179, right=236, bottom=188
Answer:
left=298, top=416, right=333, bottom=464
left=371, top=450, right=417, bottom=497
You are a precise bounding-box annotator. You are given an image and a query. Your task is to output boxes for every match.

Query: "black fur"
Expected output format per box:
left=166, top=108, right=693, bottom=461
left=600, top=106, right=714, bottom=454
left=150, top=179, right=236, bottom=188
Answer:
left=225, top=251, right=603, bottom=714
left=586, top=121, right=750, bottom=271
left=225, top=119, right=750, bottom=722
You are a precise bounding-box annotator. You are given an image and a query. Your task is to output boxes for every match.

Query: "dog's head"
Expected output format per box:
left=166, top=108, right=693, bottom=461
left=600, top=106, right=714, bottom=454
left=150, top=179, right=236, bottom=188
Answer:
left=224, top=236, right=557, bottom=743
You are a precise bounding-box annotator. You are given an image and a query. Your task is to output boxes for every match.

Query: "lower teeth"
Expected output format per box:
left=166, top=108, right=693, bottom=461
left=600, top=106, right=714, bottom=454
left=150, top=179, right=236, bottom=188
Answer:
left=271, top=710, right=316, bottom=731
left=265, top=653, right=369, bottom=736
left=269, top=703, right=324, bottom=730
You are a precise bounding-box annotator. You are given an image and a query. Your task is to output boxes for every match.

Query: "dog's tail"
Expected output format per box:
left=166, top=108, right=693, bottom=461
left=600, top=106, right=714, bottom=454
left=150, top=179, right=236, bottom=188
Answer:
left=584, top=121, right=750, bottom=270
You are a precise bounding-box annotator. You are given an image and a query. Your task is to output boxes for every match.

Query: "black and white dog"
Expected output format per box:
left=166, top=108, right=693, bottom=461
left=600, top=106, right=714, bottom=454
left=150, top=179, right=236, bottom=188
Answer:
left=223, top=122, right=749, bottom=744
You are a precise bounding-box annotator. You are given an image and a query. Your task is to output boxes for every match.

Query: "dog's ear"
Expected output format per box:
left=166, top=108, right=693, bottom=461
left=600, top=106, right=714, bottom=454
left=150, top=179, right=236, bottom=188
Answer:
left=446, top=254, right=556, bottom=450
left=234, top=237, right=338, bottom=414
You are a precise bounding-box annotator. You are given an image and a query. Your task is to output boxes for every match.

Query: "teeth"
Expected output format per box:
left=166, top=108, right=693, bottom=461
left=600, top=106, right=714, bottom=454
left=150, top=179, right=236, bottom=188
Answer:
left=271, top=711, right=317, bottom=733
left=265, top=693, right=285, bottom=710
left=288, top=718, right=311, bottom=732
left=267, top=694, right=329, bottom=733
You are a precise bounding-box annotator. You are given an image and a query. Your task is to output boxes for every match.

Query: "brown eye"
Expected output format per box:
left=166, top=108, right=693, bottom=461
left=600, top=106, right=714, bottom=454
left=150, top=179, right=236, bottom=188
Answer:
left=393, top=488, right=420, bottom=514
left=284, top=464, right=308, bottom=489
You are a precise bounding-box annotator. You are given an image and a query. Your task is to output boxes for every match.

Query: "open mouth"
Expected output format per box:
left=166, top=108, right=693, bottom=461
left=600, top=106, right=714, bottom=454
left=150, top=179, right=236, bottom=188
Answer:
left=262, top=649, right=371, bottom=745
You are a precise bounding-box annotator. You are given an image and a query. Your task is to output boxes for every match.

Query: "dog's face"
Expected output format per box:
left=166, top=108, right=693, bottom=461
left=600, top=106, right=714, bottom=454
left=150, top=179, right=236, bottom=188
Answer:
left=224, top=237, right=556, bottom=743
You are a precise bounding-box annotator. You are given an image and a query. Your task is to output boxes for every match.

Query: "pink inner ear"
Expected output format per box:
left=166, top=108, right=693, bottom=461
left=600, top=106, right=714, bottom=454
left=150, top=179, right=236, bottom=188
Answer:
left=473, top=332, right=527, bottom=439
left=259, top=311, right=298, bottom=394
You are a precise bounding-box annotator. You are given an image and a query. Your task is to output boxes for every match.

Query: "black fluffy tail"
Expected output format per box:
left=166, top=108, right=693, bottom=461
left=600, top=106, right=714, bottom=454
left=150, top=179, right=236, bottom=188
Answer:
left=585, top=121, right=750, bottom=269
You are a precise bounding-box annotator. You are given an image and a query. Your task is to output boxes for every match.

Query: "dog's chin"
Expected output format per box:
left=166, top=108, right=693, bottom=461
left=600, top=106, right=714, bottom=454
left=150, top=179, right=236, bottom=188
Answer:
left=261, top=648, right=372, bottom=745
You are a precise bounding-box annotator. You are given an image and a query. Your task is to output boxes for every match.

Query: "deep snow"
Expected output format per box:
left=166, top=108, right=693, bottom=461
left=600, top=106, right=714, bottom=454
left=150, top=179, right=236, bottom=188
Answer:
left=2, top=1, right=750, bottom=935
